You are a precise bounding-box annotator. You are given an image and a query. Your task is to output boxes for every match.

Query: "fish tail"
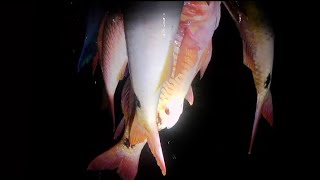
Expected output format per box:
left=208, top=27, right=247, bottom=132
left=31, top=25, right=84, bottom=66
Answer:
left=87, top=138, right=146, bottom=180
left=129, top=119, right=166, bottom=176
left=262, top=92, right=273, bottom=126
left=248, top=91, right=273, bottom=154
left=146, top=123, right=166, bottom=176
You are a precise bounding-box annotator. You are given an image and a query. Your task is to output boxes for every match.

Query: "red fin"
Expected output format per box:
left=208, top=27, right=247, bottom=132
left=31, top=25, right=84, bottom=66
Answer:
left=262, top=92, right=273, bottom=127
left=248, top=92, right=273, bottom=154
left=242, top=41, right=256, bottom=72
left=200, top=41, right=213, bottom=79
left=185, top=86, right=194, bottom=105
left=88, top=140, right=146, bottom=180
left=114, top=117, right=125, bottom=140
left=248, top=100, right=262, bottom=155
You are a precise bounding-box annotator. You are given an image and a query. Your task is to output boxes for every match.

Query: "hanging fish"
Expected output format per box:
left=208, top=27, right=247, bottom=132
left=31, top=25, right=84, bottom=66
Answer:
left=78, top=9, right=128, bottom=127
left=123, top=1, right=184, bottom=176
left=88, top=78, right=146, bottom=180
left=100, top=12, right=128, bottom=131
left=223, top=1, right=274, bottom=154
left=157, top=1, right=221, bottom=130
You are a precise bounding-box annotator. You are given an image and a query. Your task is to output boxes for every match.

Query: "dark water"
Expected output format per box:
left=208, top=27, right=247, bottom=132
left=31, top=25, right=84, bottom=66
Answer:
left=32, top=1, right=295, bottom=179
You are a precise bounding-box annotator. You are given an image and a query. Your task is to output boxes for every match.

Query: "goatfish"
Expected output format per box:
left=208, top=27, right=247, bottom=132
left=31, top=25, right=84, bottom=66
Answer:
left=78, top=10, right=128, bottom=131
left=100, top=12, right=128, bottom=131
left=223, top=1, right=274, bottom=154
left=88, top=78, right=147, bottom=180
left=157, top=1, right=221, bottom=130
left=123, top=1, right=184, bottom=176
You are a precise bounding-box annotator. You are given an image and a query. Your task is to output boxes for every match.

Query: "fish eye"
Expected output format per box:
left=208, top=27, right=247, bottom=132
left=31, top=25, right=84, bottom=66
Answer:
left=165, top=107, right=170, bottom=115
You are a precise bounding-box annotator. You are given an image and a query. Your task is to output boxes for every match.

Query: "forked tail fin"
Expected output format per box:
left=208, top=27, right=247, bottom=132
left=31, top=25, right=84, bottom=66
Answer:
left=248, top=92, right=273, bottom=154
left=88, top=139, right=146, bottom=180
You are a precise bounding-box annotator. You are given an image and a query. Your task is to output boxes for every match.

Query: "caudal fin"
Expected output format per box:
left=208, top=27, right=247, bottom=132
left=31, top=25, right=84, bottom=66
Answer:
left=88, top=139, right=146, bottom=180
left=129, top=119, right=166, bottom=176
left=185, top=86, right=194, bottom=106
left=248, top=92, right=273, bottom=154
left=262, top=92, right=273, bottom=126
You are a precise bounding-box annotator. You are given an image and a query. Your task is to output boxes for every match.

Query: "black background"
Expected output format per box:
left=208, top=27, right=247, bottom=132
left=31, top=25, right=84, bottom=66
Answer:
left=31, top=1, right=304, bottom=179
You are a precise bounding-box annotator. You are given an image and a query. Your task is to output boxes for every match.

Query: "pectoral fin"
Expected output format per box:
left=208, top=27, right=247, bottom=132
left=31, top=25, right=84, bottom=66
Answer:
left=185, top=86, right=194, bottom=106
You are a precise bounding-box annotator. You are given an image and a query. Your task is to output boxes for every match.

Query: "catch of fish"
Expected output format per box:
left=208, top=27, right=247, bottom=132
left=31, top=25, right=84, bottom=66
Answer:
left=78, top=1, right=274, bottom=179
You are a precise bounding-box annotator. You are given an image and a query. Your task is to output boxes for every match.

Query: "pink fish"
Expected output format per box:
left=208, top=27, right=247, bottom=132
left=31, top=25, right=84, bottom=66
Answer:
left=100, top=12, right=128, bottom=131
left=158, top=1, right=221, bottom=130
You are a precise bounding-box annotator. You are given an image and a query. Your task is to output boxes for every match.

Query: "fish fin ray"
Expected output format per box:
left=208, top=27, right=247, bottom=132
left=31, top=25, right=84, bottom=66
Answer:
left=262, top=92, right=273, bottom=127
left=129, top=119, right=166, bottom=176
left=242, top=40, right=256, bottom=72
left=88, top=139, right=146, bottom=180
left=185, top=86, right=194, bottom=105
left=129, top=119, right=147, bottom=145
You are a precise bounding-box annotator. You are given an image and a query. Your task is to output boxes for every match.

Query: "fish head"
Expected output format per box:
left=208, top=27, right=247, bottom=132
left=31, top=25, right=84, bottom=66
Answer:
left=158, top=94, right=185, bottom=130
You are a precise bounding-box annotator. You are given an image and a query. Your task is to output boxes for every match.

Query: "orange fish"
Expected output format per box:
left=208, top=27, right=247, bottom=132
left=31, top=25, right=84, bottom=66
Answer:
left=88, top=78, right=146, bottom=180
left=223, top=1, right=274, bottom=154
left=158, top=1, right=221, bottom=130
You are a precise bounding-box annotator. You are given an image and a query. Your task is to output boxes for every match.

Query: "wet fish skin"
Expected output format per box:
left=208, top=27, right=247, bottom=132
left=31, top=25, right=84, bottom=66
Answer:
left=223, top=1, right=274, bottom=154
left=88, top=78, right=146, bottom=180
left=157, top=1, right=221, bottom=130
left=123, top=1, right=184, bottom=176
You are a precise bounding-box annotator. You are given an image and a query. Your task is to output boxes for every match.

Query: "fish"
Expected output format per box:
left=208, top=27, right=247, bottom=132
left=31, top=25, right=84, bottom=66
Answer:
left=77, top=6, right=104, bottom=73
left=88, top=78, right=147, bottom=180
left=157, top=1, right=221, bottom=130
left=78, top=10, right=128, bottom=123
left=223, top=1, right=274, bottom=154
left=100, top=12, right=128, bottom=132
left=123, top=1, right=184, bottom=176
